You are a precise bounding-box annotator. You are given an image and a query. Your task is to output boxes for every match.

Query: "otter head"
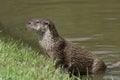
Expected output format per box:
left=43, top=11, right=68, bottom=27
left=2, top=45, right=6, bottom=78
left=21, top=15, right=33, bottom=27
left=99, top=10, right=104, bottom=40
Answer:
left=26, top=18, right=59, bottom=37
left=26, top=18, right=52, bottom=33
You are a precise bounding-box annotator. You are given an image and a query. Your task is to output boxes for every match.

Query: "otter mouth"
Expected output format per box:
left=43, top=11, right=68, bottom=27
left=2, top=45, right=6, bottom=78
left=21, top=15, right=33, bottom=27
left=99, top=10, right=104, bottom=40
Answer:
left=26, top=21, right=39, bottom=32
left=26, top=24, right=44, bottom=37
left=26, top=25, right=36, bottom=32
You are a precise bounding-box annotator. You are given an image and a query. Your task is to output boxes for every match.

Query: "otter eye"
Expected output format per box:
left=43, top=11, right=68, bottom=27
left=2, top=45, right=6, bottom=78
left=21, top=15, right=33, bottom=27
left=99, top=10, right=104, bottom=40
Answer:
left=44, top=21, right=49, bottom=25
left=36, top=21, right=40, bottom=24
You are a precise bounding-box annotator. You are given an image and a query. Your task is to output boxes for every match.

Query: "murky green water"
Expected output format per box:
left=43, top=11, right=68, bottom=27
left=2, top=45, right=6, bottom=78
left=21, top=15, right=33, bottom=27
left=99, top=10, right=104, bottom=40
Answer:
left=0, top=0, right=120, bottom=79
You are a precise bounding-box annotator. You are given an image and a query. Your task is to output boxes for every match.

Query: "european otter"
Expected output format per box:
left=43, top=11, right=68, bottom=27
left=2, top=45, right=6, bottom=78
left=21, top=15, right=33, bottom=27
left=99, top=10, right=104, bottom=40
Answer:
left=26, top=18, right=106, bottom=76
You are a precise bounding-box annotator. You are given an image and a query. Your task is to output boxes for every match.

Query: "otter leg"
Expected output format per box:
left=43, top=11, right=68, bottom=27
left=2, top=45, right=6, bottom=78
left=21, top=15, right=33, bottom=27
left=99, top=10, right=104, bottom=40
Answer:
left=67, top=63, right=81, bottom=77
left=53, top=59, right=63, bottom=69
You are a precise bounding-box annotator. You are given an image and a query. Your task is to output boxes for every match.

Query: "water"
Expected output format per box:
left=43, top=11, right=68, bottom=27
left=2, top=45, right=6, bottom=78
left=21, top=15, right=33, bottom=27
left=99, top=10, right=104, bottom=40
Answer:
left=0, top=0, right=120, bottom=79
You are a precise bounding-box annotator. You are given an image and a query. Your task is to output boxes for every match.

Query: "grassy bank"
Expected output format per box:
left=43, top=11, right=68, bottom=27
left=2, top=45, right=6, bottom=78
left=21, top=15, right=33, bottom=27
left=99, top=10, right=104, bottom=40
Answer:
left=0, top=39, right=93, bottom=80
left=0, top=39, right=114, bottom=80
left=0, top=40, right=68, bottom=80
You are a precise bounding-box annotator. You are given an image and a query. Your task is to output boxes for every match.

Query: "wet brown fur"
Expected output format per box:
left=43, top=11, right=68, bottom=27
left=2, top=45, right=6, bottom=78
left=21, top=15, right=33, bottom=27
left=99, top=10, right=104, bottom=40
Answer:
left=26, top=18, right=106, bottom=76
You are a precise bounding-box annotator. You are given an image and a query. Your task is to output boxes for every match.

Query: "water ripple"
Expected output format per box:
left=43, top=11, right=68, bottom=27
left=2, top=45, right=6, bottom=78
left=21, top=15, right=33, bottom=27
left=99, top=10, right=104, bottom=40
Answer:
left=65, top=37, right=94, bottom=42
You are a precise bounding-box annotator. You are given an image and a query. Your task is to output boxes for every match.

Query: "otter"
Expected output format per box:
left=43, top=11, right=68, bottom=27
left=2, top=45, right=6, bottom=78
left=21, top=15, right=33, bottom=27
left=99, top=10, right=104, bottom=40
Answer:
left=26, top=18, right=106, bottom=76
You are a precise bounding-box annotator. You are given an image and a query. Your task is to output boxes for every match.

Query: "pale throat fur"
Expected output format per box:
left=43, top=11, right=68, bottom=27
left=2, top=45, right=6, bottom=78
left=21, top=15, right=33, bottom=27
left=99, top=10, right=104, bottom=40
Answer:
left=39, top=29, right=54, bottom=50
left=33, top=19, right=60, bottom=59
left=39, top=29, right=60, bottom=59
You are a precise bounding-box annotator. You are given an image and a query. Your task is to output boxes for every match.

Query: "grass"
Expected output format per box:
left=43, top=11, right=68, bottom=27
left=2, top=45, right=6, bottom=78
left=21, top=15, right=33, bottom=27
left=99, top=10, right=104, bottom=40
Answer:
left=0, top=39, right=94, bottom=80
left=0, top=39, right=68, bottom=80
